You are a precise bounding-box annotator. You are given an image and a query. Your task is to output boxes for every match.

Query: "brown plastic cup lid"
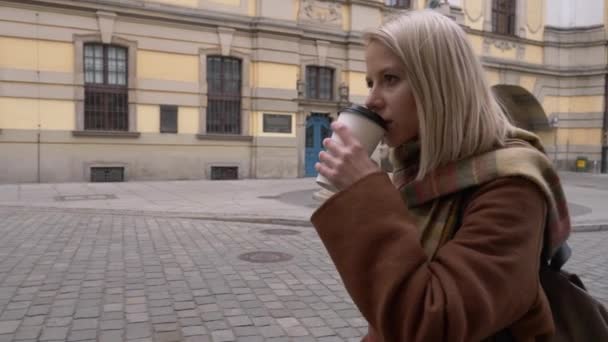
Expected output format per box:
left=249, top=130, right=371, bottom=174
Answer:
left=339, top=104, right=387, bottom=130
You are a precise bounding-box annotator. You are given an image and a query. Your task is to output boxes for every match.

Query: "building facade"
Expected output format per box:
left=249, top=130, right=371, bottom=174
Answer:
left=0, top=0, right=607, bottom=183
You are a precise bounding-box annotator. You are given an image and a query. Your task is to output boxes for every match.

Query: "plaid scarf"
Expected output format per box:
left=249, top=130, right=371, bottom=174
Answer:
left=391, top=128, right=571, bottom=260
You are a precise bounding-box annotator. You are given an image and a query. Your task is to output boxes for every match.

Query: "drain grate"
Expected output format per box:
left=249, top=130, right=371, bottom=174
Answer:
left=238, top=251, right=293, bottom=263
left=55, top=194, right=117, bottom=202
left=260, top=229, right=300, bottom=236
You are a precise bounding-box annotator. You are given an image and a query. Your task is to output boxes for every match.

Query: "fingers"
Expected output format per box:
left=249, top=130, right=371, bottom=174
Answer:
left=331, top=122, right=356, bottom=147
left=318, top=150, right=339, bottom=169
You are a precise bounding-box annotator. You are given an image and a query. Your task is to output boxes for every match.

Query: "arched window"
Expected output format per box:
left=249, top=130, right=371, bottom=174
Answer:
left=492, top=0, right=516, bottom=36
left=83, top=43, right=128, bottom=131
left=206, top=56, right=242, bottom=134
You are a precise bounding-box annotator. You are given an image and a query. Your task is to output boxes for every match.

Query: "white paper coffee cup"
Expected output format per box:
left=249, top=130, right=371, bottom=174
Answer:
left=316, top=105, right=387, bottom=192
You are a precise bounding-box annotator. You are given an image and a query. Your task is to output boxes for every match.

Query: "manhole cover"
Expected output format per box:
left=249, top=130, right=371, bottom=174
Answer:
left=238, top=251, right=293, bottom=263
left=260, top=229, right=301, bottom=235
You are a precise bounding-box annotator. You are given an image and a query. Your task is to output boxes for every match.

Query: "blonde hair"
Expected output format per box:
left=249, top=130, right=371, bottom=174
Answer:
left=364, top=10, right=515, bottom=179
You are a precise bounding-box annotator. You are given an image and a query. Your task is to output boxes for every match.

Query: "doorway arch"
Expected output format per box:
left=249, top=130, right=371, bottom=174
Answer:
left=492, top=85, right=550, bottom=131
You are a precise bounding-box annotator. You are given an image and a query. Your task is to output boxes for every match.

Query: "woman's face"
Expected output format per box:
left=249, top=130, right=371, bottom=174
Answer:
left=364, top=40, right=419, bottom=147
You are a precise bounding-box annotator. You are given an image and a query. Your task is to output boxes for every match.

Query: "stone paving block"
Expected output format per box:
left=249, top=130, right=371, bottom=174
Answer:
left=21, top=316, right=44, bottom=326
left=0, top=320, right=20, bottom=334
left=181, top=326, right=208, bottom=336
left=125, top=322, right=151, bottom=339
left=39, top=326, right=69, bottom=341
left=127, top=313, right=150, bottom=323
left=259, top=325, right=285, bottom=338
left=150, top=315, right=177, bottom=324
left=178, top=317, right=202, bottom=327
left=211, top=329, right=236, bottom=342
left=99, top=330, right=123, bottom=342
left=67, top=329, right=97, bottom=341
left=183, top=335, right=211, bottom=342
left=227, top=315, right=253, bottom=327
left=0, top=334, right=14, bottom=342
left=100, top=319, right=124, bottom=330
left=0, top=309, right=26, bottom=320
left=154, top=331, right=181, bottom=342
left=72, top=318, right=98, bottom=330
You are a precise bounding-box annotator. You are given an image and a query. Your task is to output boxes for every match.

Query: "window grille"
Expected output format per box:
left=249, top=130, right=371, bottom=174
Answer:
left=492, top=0, right=516, bottom=36
left=206, top=56, right=242, bottom=134
left=160, top=105, right=178, bottom=133
left=84, top=44, right=128, bottom=131
left=306, top=66, right=334, bottom=101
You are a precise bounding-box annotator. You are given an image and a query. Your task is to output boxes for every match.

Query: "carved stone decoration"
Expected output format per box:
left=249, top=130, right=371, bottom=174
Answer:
left=483, top=38, right=519, bottom=52
left=299, top=0, right=342, bottom=26
left=96, top=11, right=116, bottom=44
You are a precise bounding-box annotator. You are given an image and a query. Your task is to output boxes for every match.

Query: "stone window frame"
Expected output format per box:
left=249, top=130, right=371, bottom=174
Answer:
left=484, top=0, right=526, bottom=38
left=299, top=58, right=345, bottom=103
left=198, top=47, right=252, bottom=138
left=73, top=34, right=138, bottom=135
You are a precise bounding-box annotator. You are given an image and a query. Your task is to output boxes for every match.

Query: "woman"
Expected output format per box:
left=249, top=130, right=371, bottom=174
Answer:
left=312, top=10, right=571, bottom=342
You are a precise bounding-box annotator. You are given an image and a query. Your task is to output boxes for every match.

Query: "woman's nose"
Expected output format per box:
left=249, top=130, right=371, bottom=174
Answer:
left=365, top=89, right=383, bottom=113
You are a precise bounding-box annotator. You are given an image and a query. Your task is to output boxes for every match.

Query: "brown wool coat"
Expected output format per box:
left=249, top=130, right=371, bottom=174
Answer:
left=311, top=172, right=555, bottom=342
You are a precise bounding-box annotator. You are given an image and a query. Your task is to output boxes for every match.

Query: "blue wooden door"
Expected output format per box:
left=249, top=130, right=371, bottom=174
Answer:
left=305, top=114, right=331, bottom=176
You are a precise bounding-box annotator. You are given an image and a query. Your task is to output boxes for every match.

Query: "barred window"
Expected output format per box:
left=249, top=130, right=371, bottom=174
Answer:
left=160, top=105, right=178, bottom=133
left=206, top=56, right=242, bottom=134
left=385, top=0, right=411, bottom=8
left=492, top=0, right=516, bottom=36
left=84, top=43, right=128, bottom=131
left=306, top=66, right=334, bottom=101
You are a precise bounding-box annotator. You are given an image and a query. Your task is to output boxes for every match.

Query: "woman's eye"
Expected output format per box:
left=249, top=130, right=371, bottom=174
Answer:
left=384, top=75, right=398, bottom=85
left=366, top=80, right=373, bottom=89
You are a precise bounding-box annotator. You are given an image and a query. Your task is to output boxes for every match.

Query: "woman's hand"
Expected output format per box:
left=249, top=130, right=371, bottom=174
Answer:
left=315, top=121, right=381, bottom=191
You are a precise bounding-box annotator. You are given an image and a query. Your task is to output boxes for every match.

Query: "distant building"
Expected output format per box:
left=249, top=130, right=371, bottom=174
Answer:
left=1, top=0, right=606, bottom=183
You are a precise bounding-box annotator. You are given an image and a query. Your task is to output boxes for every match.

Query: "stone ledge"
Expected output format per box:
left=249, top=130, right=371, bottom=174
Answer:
left=196, top=134, right=253, bottom=142
left=72, top=130, right=141, bottom=138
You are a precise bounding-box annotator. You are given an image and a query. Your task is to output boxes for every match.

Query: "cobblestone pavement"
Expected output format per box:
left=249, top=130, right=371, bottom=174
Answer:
left=0, top=207, right=606, bottom=341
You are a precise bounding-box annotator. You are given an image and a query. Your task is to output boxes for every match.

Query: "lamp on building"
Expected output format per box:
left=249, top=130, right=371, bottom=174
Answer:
left=297, top=79, right=305, bottom=98
left=339, top=82, right=349, bottom=102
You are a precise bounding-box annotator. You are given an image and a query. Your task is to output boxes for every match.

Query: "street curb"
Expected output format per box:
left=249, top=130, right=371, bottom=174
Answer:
left=1, top=204, right=606, bottom=231
left=572, top=224, right=608, bottom=233
left=0, top=205, right=313, bottom=227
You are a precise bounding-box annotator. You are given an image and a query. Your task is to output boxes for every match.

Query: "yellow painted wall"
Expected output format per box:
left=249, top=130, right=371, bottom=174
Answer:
left=178, top=106, right=199, bottom=134
left=526, top=0, right=545, bottom=41
left=254, top=62, right=298, bottom=89
left=0, top=98, right=74, bottom=130
left=137, top=51, right=198, bottom=82
left=463, top=0, right=484, bottom=30
left=543, top=96, right=604, bottom=114
left=347, top=72, right=368, bottom=97
left=536, top=130, right=554, bottom=147
left=557, top=128, right=602, bottom=145
left=0, top=37, right=73, bottom=72
left=252, top=111, right=296, bottom=137
left=137, top=105, right=160, bottom=133
left=210, top=0, right=240, bottom=6
left=147, top=0, right=198, bottom=7
left=485, top=69, right=500, bottom=86
left=520, top=75, right=537, bottom=94
left=249, top=0, right=257, bottom=16
left=468, top=35, right=484, bottom=55
left=342, top=4, right=351, bottom=31
left=524, top=45, right=543, bottom=65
